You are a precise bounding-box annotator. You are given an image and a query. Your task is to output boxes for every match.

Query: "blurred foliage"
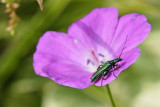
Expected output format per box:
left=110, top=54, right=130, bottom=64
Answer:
left=0, top=0, right=160, bottom=107
left=0, top=0, right=21, bottom=35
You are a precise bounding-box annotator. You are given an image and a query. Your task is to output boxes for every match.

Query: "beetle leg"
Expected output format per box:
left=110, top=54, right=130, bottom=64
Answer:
left=101, top=75, right=104, bottom=87
left=113, top=67, right=118, bottom=79
left=115, top=64, right=118, bottom=67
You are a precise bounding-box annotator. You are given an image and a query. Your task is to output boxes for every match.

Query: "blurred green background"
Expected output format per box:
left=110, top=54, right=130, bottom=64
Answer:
left=0, top=0, right=160, bottom=107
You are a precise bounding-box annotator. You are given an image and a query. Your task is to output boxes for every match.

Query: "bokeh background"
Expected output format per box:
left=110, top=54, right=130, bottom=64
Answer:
left=0, top=0, right=160, bottom=107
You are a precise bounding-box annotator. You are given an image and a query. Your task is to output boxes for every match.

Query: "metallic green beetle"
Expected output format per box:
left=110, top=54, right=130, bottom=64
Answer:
left=90, top=58, right=122, bottom=84
left=90, top=35, right=128, bottom=86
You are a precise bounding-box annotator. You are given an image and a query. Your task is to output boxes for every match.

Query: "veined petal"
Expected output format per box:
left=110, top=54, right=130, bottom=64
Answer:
left=95, top=48, right=140, bottom=86
left=42, top=61, right=93, bottom=89
left=33, top=31, right=91, bottom=77
left=68, top=7, right=118, bottom=56
left=110, top=13, right=151, bottom=57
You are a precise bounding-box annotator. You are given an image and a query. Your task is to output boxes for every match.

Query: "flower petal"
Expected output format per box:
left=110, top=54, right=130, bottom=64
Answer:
left=94, top=48, right=140, bottom=86
left=110, top=13, right=151, bottom=57
left=33, top=31, right=91, bottom=77
left=42, top=61, right=93, bottom=89
left=68, top=7, right=118, bottom=55
left=33, top=8, right=151, bottom=89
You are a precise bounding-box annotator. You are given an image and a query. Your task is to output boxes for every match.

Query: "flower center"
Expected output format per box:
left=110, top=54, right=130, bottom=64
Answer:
left=86, top=49, right=107, bottom=73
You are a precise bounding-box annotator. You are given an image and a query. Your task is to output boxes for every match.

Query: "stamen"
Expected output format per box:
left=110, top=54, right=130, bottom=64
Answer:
left=87, top=59, right=90, bottom=65
left=100, top=61, right=105, bottom=64
left=87, top=59, right=95, bottom=66
left=90, top=60, right=95, bottom=65
left=98, top=53, right=105, bottom=57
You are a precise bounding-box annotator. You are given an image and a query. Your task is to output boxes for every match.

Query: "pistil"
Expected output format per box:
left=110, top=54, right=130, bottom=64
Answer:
left=91, top=49, right=99, bottom=65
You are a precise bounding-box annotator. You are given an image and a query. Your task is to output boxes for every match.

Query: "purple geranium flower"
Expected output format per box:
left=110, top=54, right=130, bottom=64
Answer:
left=33, top=7, right=151, bottom=89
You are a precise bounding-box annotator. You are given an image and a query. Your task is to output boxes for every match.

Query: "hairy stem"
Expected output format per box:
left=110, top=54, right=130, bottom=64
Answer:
left=105, top=84, right=116, bottom=107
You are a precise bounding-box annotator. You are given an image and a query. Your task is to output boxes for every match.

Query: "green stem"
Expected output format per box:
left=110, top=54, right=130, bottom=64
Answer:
left=105, top=84, right=116, bottom=107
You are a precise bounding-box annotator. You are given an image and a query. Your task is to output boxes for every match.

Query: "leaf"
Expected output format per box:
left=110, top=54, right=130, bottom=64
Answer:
left=37, top=0, right=43, bottom=11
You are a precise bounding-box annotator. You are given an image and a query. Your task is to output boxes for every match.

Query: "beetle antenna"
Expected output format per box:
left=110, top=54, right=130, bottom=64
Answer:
left=119, top=35, right=128, bottom=58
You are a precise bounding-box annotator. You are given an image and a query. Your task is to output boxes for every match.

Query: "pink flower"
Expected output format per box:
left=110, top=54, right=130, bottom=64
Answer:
left=33, top=7, right=151, bottom=89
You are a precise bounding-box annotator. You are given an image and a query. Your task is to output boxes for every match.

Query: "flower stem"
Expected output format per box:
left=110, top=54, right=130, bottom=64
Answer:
left=105, top=84, right=116, bottom=107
